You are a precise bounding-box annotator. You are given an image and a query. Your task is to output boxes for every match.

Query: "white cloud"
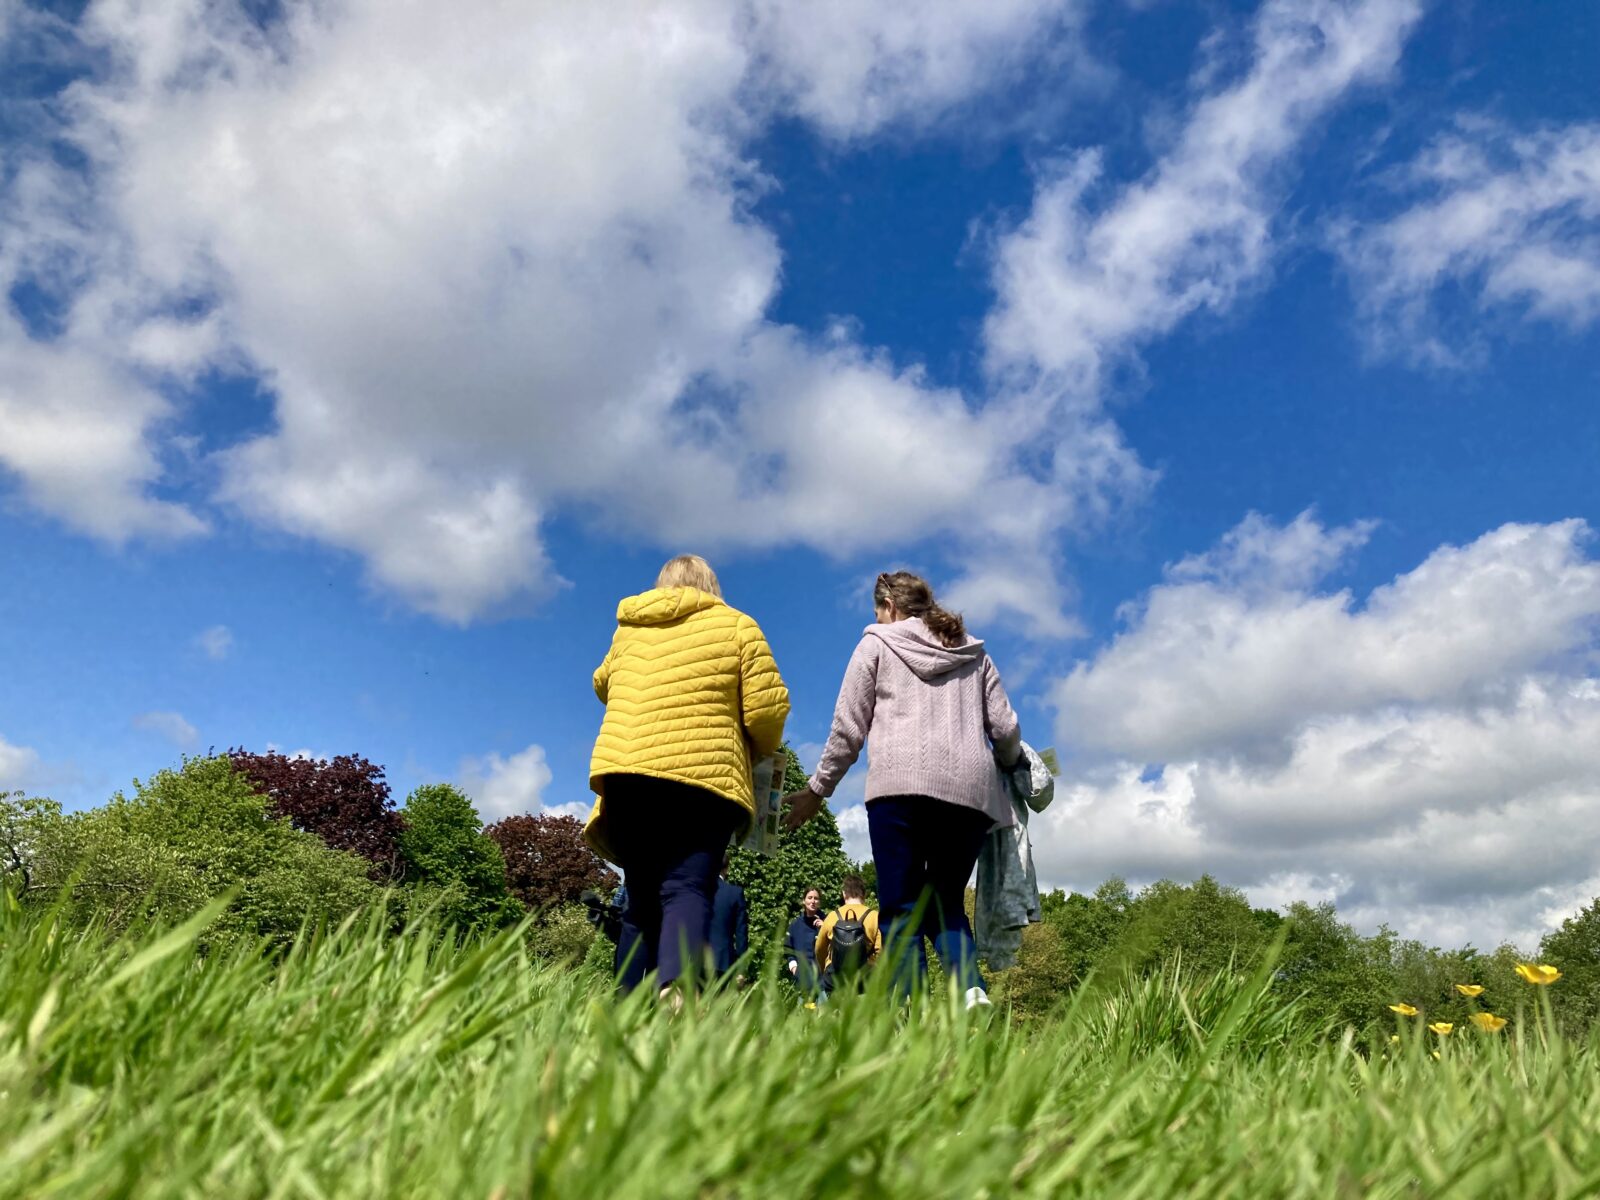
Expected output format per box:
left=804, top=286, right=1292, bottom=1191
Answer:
left=834, top=801, right=874, bottom=866
left=1040, top=514, right=1600, bottom=947
left=459, top=743, right=583, bottom=825
left=0, top=734, right=41, bottom=790
left=986, top=0, right=1423, bottom=389
left=0, top=0, right=1111, bottom=626
left=0, top=0, right=1424, bottom=633
left=1058, top=515, right=1600, bottom=762
left=195, top=624, right=233, bottom=660
left=748, top=0, right=1088, bottom=140
left=131, top=710, right=200, bottom=749
left=1335, top=119, right=1600, bottom=363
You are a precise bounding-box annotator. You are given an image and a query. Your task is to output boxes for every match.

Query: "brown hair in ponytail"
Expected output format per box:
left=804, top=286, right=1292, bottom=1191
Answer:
left=874, top=571, right=967, bottom=648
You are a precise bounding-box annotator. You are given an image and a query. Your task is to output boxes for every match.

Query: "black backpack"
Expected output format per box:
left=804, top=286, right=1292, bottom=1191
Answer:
left=827, top=907, right=872, bottom=979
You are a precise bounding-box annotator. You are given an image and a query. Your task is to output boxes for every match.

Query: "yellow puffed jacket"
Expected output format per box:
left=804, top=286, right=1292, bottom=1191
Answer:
left=584, top=587, right=790, bottom=861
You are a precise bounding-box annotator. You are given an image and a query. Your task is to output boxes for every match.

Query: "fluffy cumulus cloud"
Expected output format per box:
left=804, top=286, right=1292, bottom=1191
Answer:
left=131, top=710, right=200, bottom=749
left=0, top=0, right=1429, bottom=631
left=1335, top=118, right=1600, bottom=363
left=459, top=743, right=584, bottom=824
left=0, top=733, right=41, bottom=789
left=1040, top=513, right=1600, bottom=947
left=0, top=0, right=1108, bottom=625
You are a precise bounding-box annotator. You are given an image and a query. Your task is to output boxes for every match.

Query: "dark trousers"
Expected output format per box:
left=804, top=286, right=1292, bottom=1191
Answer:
left=614, top=915, right=647, bottom=995
left=868, top=795, right=992, bottom=993
left=603, top=775, right=741, bottom=990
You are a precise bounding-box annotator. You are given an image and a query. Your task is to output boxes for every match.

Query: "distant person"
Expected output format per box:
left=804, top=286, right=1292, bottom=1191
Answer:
left=783, top=886, right=825, bottom=996
left=585, top=554, right=790, bottom=998
left=612, top=881, right=647, bottom=995
left=710, top=855, right=749, bottom=978
left=784, top=571, right=1021, bottom=1010
left=815, top=874, right=881, bottom=996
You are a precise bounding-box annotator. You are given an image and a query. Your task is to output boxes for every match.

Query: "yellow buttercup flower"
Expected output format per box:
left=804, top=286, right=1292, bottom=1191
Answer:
left=1514, top=963, right=1562, bottom=986
left=1470, top=1012, right=1507, bottom=1033
left=1454, top=984, right=1484, bottom=997
left=1431, top=1050, right=1441, bottom=1061
left=1388, top=1003, right=1419, bottom=1016
left=1428, top=1022, right=1453, bottom=1035
left=1389, top=1034, right=1401, bottom=1044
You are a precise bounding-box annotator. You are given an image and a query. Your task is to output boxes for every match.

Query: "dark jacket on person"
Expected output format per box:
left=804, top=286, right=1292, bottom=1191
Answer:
left=710, top=878, right=749, bottom=974
left=784, top=912, right=823, bottom=990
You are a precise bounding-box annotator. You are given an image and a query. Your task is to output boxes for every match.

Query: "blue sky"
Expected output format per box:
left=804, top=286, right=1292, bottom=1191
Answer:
left=2, top=0, right=1597, bottom=946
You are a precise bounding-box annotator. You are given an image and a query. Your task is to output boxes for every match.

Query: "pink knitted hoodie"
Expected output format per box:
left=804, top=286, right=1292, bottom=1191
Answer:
left=807, top=617, right=1023, bottom=828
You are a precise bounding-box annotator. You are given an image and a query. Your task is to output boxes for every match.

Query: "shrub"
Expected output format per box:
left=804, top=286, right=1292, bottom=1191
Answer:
left=16, top=756, right=377, bottom=948
left=485, top=813, right=617, bottom=911
left=229, top=750, right=405, bottom=880
left=987, top=921, right=1076, bottom=1020
left=398, top=784, right=519, bottom=933
left=526, top=902, right=597, bottom=965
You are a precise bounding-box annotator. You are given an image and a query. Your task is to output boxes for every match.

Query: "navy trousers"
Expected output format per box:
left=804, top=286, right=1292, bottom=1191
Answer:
left=602, top=775, right=741, bottom=990
left=867, top=795, right=992, bottom=993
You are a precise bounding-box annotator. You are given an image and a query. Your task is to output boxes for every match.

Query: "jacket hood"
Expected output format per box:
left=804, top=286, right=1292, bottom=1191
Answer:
left=865, top=617, right=985, bottom=680
left=616, top=587, right=724, bottom=626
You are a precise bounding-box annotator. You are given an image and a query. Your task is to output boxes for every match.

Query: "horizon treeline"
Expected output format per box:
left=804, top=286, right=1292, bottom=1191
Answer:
left=3, top=747, right=1596, bottom=1039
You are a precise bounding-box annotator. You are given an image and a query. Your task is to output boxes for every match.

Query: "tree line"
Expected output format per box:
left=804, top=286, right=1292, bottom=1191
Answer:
left=3, top=745, right=1597, bottom=1040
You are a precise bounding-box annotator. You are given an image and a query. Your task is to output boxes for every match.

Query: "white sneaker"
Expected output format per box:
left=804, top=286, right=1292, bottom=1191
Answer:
left=964, top=986, right=992, bottom=1011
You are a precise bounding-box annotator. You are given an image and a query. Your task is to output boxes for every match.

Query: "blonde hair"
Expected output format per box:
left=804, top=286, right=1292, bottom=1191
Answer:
left=874, top=570, right=966, bottom=648
left=656, top=554, right=722, bottom=596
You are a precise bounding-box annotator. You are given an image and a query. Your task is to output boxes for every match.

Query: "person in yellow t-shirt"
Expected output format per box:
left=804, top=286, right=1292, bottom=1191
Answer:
left=815, top=874, right=882, bottom=995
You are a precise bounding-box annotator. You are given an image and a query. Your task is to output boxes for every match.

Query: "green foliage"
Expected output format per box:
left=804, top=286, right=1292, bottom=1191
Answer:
left=1116, top=875, right=1274, bottom=978
left=726, top=745, right=850, bottom=976
left=7, top=905, right=1600, bottom=1197
left=8, top=756, right=377, bottom=948
left=0, top=792, right=68, bottom=894
left=1040, top=878, right=1133, bottom=982
left=525, top=902, right=597, bottom=966
left=397, top=783, right=518, bottom=933
left=987, top=921, right=1076, bottom=1020
left=1276, top=902, right=1396, bottom=1040
left=1542, top=897, right=1600, bottom=1035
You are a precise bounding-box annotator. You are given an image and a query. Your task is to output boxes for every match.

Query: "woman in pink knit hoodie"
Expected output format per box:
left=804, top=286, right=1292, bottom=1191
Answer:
left=784, top=571, right=1022, bottom=1008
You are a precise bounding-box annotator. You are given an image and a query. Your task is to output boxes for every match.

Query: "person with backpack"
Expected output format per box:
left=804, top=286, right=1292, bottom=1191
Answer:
left=784, top=571, right=1022, bottom=1010
left=585, top=554, right=790, bottom=998
left=815, top=874, right=882, bottom=996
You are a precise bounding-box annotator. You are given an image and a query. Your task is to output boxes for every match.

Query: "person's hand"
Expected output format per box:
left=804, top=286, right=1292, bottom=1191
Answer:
left=782, top=787, right=823, bottom=831
left=787, top=960, right=798, bottom=976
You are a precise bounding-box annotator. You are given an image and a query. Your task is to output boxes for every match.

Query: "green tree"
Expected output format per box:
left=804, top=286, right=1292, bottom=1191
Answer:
left=0, top=792, right=70, bottom=896
left=726, top=746, right=850, bottom=975
left=1540, top=896, right=1600, bottom=1035
left=17, top=756, right=378, bottom=947
left=398, top=783, right=519, bottom=934
left=1116, top=875, right=1272, bottom=978
left=1042, top=879, right=1133, bottom=983
left=1276, top=902, right=1397, bottom=1039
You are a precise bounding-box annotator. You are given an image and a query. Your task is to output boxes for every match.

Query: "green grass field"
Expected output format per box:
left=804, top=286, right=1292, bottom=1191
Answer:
left=3, top=899, right=1597, bottom=1200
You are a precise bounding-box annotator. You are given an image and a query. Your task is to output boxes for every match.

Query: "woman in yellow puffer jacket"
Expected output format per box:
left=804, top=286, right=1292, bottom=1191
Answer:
left=586, top=554, right=790, bottom=993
